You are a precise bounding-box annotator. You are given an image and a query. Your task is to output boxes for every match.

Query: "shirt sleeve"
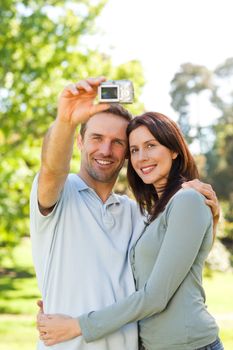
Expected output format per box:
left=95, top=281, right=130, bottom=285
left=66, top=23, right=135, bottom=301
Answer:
left=30, top=173, right=64, bottom=232
left=78, top=189, right=213, bottom=342
left=30, top=173, right=66, bottom=292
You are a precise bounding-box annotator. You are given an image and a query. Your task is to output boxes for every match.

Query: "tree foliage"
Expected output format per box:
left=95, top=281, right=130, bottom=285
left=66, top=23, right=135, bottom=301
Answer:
left=170, top=63, right=212, bottom=142
left=170, top=58, right=233, bottom=241
left=206, top=58, right=233, bottom=239
left=0, top=0, right=145, bottom=254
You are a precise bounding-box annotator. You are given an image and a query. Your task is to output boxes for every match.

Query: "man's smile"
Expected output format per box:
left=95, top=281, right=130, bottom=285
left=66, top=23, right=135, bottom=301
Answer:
left=95, top=159, right=114, bottom=166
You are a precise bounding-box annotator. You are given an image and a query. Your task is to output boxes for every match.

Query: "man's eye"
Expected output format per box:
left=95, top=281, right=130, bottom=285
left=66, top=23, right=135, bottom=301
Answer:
left=114, top=140, right=123, bottom=146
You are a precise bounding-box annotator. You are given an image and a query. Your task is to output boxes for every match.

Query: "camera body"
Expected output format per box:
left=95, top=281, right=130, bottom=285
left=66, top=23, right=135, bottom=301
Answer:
left=98, top=80, right=134, bottom=103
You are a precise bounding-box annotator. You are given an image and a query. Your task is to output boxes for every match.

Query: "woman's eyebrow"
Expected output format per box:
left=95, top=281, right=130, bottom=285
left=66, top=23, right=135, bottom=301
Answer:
left=129, top=139, right=156, bottom=148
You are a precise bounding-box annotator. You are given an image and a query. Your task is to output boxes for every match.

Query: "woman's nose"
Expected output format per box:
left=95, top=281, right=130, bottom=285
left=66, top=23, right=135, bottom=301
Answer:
left=138, top=148, right=149, bottom=161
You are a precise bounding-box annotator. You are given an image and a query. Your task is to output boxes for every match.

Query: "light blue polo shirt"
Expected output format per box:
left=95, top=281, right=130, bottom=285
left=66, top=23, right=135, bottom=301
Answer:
left=30, top=173, right=143, bottom=350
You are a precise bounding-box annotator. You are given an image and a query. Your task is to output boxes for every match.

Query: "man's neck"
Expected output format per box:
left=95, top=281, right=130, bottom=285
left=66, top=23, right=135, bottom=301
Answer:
left=77, top=173, right=116, bottom=203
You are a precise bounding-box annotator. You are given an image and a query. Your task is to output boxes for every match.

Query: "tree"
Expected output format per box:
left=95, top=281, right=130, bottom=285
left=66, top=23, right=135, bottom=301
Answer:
left=205, top=58, right=233, bottom=240
left=0, top=0, right=145, bottom=255
left=170, top=63, right=212, bottom=143
left=170, top=58, right=233, bottom=243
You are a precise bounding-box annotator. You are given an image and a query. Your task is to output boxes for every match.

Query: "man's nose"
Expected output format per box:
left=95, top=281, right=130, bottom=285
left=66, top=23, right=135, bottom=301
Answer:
left=99, top=141, right=112, bottom=156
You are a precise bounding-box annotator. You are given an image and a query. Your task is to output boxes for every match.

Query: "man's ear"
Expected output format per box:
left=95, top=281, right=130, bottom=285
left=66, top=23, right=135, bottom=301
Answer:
left=77, top=134, right=83, bottom=151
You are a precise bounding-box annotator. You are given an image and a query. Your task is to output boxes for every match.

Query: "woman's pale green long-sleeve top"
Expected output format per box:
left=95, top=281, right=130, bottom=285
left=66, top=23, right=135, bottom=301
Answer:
left=79, top=189, right=219, bottom=350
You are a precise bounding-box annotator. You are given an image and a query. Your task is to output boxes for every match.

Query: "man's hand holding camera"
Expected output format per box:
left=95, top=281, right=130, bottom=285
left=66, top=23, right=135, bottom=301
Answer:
left=57, top=76, right=110, bottom=126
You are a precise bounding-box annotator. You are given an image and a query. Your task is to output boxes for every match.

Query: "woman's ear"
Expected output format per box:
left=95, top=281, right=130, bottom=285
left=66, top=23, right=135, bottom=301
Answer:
left=172, top=152, right=178, bottom=160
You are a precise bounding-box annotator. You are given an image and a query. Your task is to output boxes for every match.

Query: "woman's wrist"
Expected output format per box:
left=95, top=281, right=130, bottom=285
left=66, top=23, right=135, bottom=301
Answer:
left=73, top=317, right=82, bottom=337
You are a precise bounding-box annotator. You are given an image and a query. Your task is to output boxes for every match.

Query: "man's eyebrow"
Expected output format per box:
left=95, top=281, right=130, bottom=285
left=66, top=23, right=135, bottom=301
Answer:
left=89, top=132, right=102, bottom=137
left=90, top=133, right=127, bottom=143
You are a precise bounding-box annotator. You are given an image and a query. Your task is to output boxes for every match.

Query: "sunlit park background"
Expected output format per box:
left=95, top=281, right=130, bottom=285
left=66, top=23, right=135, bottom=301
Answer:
left=0, top=0, right=233, bottom=349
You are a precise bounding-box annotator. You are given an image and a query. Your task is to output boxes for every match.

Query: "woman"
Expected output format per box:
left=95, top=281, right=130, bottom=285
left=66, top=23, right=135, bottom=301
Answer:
left=39, top=112, right=223, bottom=350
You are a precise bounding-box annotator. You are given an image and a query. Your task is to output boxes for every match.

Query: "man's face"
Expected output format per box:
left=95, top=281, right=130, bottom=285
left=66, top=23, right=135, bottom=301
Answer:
left=78, top=112, right=129, bottom=185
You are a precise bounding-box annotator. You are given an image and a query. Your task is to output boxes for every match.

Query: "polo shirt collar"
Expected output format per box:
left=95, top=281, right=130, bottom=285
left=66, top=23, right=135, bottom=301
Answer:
left=74, top=174, right=120, bottom=205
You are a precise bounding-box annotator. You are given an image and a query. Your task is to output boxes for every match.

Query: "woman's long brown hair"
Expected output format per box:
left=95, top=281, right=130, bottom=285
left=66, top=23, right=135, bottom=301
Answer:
left=127, top=112, right=199, bottom=223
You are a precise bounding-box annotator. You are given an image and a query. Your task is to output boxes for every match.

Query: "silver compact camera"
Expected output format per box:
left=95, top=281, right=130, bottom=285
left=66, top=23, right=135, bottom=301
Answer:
left=98, top=80, right=134, bottom=103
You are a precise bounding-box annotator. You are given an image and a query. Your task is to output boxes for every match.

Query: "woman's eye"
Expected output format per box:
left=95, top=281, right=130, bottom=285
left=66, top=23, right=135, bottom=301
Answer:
left=130, top=148, right=138, bottom=154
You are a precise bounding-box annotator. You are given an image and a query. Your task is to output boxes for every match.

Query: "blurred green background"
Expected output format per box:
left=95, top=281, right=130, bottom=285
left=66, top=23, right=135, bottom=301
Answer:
left=0, top=1, right=232, bottom=349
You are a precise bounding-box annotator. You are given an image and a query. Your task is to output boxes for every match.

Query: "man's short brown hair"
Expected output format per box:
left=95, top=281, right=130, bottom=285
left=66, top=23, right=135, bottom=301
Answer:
left=80, top=104, right=133, bottom=138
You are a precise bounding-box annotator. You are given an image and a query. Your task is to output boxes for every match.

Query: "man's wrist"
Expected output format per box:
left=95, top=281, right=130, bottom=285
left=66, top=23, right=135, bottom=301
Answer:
left=55, top=117, right=78, bottom=132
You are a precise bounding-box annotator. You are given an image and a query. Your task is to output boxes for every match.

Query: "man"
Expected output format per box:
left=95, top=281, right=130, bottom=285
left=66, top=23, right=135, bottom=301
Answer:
left=31, top=77, right=219, bottom=349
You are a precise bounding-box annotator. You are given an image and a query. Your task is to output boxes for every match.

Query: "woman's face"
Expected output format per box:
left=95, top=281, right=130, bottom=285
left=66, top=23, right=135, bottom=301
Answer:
left=129, top=125, right=178, bottom=191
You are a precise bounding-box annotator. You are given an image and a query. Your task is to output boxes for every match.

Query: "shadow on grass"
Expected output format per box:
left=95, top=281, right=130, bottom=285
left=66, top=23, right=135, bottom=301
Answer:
left=0, top=267, right=35, bottom=279
left=0, top=266, right=40, bottom=315
left=0, top=306, right=22, bottom=314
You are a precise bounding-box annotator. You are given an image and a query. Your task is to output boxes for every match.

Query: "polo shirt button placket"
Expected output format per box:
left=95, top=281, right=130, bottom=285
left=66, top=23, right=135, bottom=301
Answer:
left=102, top=205, right=115, bottom=229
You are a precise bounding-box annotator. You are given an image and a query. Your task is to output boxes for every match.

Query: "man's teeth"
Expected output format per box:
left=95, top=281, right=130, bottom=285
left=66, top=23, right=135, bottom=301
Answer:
left=96, top=160, right=112, bottom=165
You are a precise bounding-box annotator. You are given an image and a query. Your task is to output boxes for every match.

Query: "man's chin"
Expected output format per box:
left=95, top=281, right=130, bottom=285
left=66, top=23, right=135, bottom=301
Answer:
left=89, top=170, right=119, bottom=184
left=95, top=174, right=118, bottom=184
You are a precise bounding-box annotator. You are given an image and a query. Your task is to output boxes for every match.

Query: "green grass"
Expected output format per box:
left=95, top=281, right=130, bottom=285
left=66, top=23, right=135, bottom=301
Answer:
left=219, top=328, right=233, bottom=350
left=0, top=238, right=40, bottom=349
left=0, top=316, right=37, bottom=350
left=203, top=271, right=233, bottom=349
left=0, top=238, right=40, bottom=315
left=0, top=238, right=232, bottom=349
left=204, top=271, right=233, bottom=314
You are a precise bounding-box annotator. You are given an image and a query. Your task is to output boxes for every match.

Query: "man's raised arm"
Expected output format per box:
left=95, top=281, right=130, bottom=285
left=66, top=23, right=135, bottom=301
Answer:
left=38, top=77, right=109, bottom=214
